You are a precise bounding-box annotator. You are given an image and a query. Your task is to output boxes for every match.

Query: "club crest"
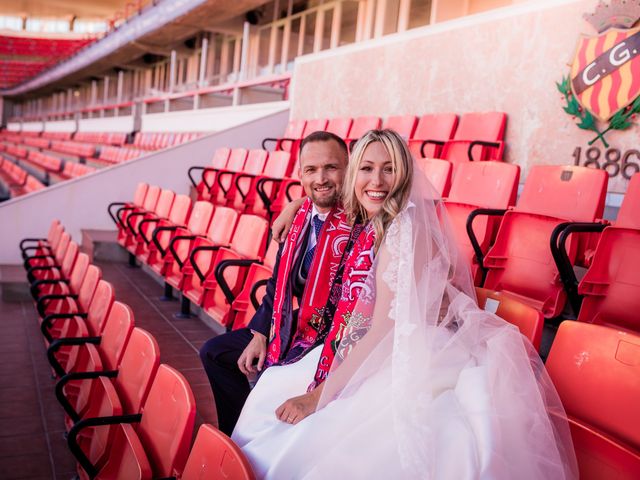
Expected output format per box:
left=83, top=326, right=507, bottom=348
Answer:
left=558, top=0, right=640, bottom=147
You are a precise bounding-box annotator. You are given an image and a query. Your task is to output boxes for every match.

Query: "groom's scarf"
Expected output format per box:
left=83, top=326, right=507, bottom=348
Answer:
left=311, top=222, right=377, bottom=387
left=266, top=198, right=351, bottom=365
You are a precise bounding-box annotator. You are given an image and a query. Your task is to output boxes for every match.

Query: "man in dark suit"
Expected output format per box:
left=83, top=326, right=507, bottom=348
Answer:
left=200, top=131, right=349, bottom=435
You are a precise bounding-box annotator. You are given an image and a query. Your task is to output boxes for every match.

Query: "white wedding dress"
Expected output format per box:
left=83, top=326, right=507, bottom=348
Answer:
left=232, top=176, right=578, bottom=480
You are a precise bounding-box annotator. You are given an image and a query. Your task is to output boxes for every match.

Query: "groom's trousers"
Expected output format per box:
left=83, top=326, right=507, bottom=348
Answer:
left=199, top=328, right=254, bottom=436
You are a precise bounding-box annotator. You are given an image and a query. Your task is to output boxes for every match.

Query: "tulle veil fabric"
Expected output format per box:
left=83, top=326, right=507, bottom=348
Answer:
left=233, top=167, right=578, bottom=479
left=313, top=170, right=578, bottom=478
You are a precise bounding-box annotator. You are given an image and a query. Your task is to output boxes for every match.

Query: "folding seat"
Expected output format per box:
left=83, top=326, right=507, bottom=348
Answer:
left=68, top=364, right=195, bottom=480
left=221, top=149, right=269, bottom=211
left=442, top=161, right=519, bottom=284
left=123, top=189, right=176, bottom=258
left=183, top=214, right=269, bottom=325
left=24, top=230, right=70, bottom=277
left=56, top=326, right=158, bottom=438
left=483, top=165, right=608, bottom=318
left=140, top=195, right=192, bottom=269
left=210, top=148, right=248, bottom=205
left=189, top=147, right=231, bottom=202
left=439, top=112, right=506, bottom=165
left=261, top=118, right=307, bottom=154
left=572, top=174, right=640, bottom=332
left=181, top=424, right=255, bottom=480
left=29, top=241, right=79, bottom=298
left=249, top=151, right=292, bottom=219
left=107, top=182, right=150, bottom=243
left=20, top=218, right=62, bottom=260
left=163, top=205, right=236, bottom=299
left=546, top=321, right=640, bottom=480
left=227, top=239, right=279, bottom=330
left=326, top=117, right=353, bottom=139
left=416, top=158, right=452, bottom=197
left=382, top=114, right=417, bottom=140
left=115, top=185, right=160, bottom=249
left=38, top=260, right=100, bottom=343
left=268, top=166, right=304, bottom=217
left=46, top=280, right=117, bottom=378
left=474, top=287, right=543, bottom=350
left=345, top=115, right=382, bottom=149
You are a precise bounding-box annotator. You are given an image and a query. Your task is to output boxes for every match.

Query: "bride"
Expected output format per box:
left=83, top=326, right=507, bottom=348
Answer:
left=232, top=129, right=578, bottom=479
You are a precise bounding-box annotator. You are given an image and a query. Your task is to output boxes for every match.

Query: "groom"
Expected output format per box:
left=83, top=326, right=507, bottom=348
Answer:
left=200, top=131, right=351, bottom=435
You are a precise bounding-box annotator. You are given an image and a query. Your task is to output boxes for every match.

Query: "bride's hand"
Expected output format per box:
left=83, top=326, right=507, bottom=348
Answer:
left=271, top=197, right=306, bottom=242
left=275, top=383, right=324, bottom=425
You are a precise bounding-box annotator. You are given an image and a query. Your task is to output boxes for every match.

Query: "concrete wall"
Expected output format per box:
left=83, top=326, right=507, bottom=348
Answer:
left=0, top=108, right=289, bottom=265
left=290, top=0, right=636, bottom=194
left=78, top=116, right=135, bottom=132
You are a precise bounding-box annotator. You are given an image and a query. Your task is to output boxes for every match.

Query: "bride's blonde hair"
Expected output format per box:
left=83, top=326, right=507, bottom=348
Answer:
left=343, top=129, right=414, bottom=249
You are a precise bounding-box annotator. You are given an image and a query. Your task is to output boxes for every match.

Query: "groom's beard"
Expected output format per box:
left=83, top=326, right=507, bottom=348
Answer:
left=309, top=184, right=341, bottom=209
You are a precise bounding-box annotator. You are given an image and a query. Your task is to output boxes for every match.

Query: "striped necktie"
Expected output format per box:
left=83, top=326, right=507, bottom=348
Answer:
left=301, top=215, right=324, bottom=278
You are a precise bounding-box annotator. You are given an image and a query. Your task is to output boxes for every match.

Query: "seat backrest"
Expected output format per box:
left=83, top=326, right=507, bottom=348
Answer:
left=78, top=264, right=102, bottom=310
left=100, top=301, right=135, bottom=371
left=115, top=327, right=160, bottom=413
left=54, top=232, right=71, bottom=264
left=416, top=158, right=452, bottom=197
left=133, top=183, right=148, bottom=206
left=142, top=185, right=161, bottom=211
left=448, top=162, right=520, bottom=209
left=47, top=219, right=62, bottom=243
left=86, top=280, right=115, bottom=336
left=326, top=117, right=353, bottom=139
left=283, top=119, right=307, bottom=138
left=475, top=287, right=543, bottom=349
left=138, top=364, right=196, bottom=478
left=263, top=238, right=279, bottom=270
left=230, top=215, right=269, bottom=258
left=206, top=206, right=238, bottom=244
left=168, top=195, right=191, bottom=225
left=517, top=165, right=608, bottom=221
left=186, top=201, right=214, bottom=236
left=383, top=115, right=417, bottom=139
left=454, top=112, right=506, bottom=141
left=546, top=321, right=640, bottom=452
left=263, top=151, right=291, bottom=178
left=181, top=424, right=255, bottom=480
left=349, top=116, right=382, bottom=139
left=302, top=118, right=328, bottom=136
left=154, top=189, right=175, bottom=218
left=60, top=241, right=79, bottom=277
left=211, top=147, right=231, bottom=169
left=244, top=150, right=268, bottom=175
left=96, top=424, right=152, bottom=479
left=226, top=148, right=248, bottom=172
left=413, top=113, right=458, bottom=141
left=615, top=173, right=640, bottom=229
left=69, top=252, right=90, bottom=293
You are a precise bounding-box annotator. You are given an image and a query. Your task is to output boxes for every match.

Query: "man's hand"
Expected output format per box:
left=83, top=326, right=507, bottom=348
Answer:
left=237, top=331, right=267, bottom=376
left=275, top=384, right=323, bottom=425
left=271, top=197, right=306, bottom=242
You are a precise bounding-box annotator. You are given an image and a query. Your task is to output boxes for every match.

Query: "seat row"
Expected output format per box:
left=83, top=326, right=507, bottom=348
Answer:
left=19, top=220, right=256, bottom=480
left=0, top=157, right=45, bottom=199
left=132, top=131, right=203, bottom=150
left=109, top=184, right=277, bottom=328
left=109, top=180, right=640, bottom=480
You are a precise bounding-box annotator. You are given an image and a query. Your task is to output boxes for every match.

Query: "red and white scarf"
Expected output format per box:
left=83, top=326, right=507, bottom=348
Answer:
left=267, top=198, right=351, bottom=365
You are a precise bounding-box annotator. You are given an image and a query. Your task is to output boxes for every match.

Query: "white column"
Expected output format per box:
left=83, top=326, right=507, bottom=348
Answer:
left=240, top=21, right=251, bottom=81
left=169, top=49, right=177, bottom=92
left=199, top=35, right=209, bottom=87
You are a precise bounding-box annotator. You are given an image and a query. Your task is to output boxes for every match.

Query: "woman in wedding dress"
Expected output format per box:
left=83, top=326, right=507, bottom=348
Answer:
left=232, top=129, right=578, bottom=479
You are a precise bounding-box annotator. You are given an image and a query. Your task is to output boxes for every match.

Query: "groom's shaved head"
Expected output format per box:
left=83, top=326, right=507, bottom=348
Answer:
left=298, top=131, right=348, bottom=212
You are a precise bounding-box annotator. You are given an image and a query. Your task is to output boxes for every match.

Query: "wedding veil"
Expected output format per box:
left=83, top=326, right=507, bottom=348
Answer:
left=314, top=166, right=578, bottom=479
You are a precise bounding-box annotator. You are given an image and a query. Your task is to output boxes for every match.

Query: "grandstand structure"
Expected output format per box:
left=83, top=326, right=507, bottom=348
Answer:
left=0, top=0, right=639, bottom=478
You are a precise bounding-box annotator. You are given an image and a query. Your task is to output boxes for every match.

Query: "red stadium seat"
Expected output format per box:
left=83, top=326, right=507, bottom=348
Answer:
left=211, top=148, right=248, bottom=205
left=124, top=189, right=175, bottom=256
left=326, top=117, right=353, bottom=139
left=546, top=321, right=640, bottom=480
left=444, top=161, right=519, bottom=284
left=29, top=240, right=79, bottom=296
left=189, top=147, right=231, bottom=202
left=475, top=287, right=543, bottom=350
left=575, top=174, right=640, bottom=332
left=181, top=424, right=256, bottom=480
left=483, top=165, right=608, bottom=317
left=20, top=218, right=62, bottom=260
left=416, top=158, right=452, bottom=197
left=439, top=112, right=506, bottom=165
left=68, top=364, right=195, bottom=479
left=383, top=114, right=417, bottom=139
left=224, top=149, right=269, bottom=211
left=345, top=115, right=382, bottom=147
